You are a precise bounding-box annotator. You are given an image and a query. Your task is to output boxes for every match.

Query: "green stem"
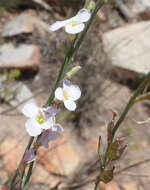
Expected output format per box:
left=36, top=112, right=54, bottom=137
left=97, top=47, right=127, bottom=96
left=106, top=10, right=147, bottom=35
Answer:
left=94, top=179, right=100, bottom=190
left=19, top=166, right=26, bottom=189
left=23, top=162, right=34, bottom=188
left=9, top=137, right=34, bottom=190
left=22, top=136, right=40, bottom=188
left=94, top=73, right=150, bottom=190
left=115, top=158, right=150, bottom=175
left=10, top=171, right=19, bottom=190
left=134, top=92, right=150, bottom=104
left=112, top=71, right=150, bottom=139
left=102, top=72, right=150, bottom=168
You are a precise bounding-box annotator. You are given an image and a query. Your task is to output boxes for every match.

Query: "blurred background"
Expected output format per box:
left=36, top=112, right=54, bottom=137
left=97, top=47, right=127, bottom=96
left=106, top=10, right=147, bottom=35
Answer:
left=0, top=0, right=150, bottom=189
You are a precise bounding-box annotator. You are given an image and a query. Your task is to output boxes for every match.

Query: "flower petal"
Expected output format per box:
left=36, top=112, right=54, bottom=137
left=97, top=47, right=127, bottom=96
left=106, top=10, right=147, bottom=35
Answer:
left=23, top=148, right=35, bottom=163
left=64, top=100, right=76, bottom=111
left=41, top=116, right=55, bottom=130
left=48, top=131, right=60, bottom=140
left=55, top=87, right=64, bottom=101
left=76, top=9, right=91, bottom=22
left=49, top=21, right=66, bottom=31
left=25, top=119, right=42, bottom=136
left=43, top=106, right=59, bottom=117
left=63, top=80, right=81, bottom=101
left=41, top=124, right=64, bottom=148
left=65, top=23, right=85, bottom=34
left=63, top=79, right=72, bottom=87
left=51, top=124, right=64, bottom=132
left=40, top=130, right=50, bottom=148
left=22, top=103, right=39, bottom=118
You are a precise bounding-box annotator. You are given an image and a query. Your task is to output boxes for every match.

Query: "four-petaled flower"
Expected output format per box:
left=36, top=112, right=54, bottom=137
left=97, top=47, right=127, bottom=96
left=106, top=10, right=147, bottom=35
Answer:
left=55, top=80, right=81, bottom=111
left=22, top=103, right=58, bottom=137
left=49, top=9, right=91, bottom=34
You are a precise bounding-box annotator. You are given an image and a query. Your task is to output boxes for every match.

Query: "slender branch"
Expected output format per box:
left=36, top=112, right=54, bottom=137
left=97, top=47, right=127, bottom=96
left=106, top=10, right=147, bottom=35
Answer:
left=118, top=172, right=150, bottom=178
left=26, top=137, right=34, bottom=150
left=134, top=92, right=150, bottom=104
left=94, top=73, right=150, bottom=189
left=115, top=158, right=150, bottom=175
left=10, top=171, right=20, bottom=190
left=112, top=71, right=150, bottom=139
left=23, top=162, right=34, bottom=188
left=22, top=135, right=41, bottom=188
left=102, top=72, right=150, bottom=168
left=19, top=165, right=26, bottom=189
left=10, top=137, right=34, bottom=189
left=94, top=177, right=101, bottom=190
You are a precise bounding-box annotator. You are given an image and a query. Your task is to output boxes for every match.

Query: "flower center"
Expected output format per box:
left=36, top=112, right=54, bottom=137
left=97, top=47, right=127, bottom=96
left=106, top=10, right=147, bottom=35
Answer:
left=36, top=115, right=46, bottom=124
left=63, top=91, right=70, bottom=100
left=68, top=21, right=78, bottom=27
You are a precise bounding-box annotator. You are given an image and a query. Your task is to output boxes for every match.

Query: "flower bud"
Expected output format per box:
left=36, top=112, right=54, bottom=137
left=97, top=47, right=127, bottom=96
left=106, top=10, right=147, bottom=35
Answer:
left=23, top=148, right=35, bottom=163
left=66, top=66, right=81, bottom=79
left=100, top=167, right=115, bottom=183
left=85, top=0, right=95, bottom=11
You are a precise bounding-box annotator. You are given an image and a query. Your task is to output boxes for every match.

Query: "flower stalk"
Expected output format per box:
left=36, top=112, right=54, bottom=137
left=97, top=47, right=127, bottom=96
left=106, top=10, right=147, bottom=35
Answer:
left=45, top=0, right=108, bottom=107
left=8, top=0, right=108, bottom=189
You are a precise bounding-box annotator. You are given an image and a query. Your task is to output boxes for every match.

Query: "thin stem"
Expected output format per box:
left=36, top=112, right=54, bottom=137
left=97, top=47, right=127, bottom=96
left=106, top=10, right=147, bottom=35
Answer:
left=18, top=137, right=35, bottom=188
left=10, top=171, right=20, bottom=190
left=134, top=92, right=150, bottom=104
left=115, top=158, right=150, bottom=175
left=26, top=137, right=34, bottom=150
left=10, top=137, right=34, bottom=189
left=23, top=162, right=34, bottom=188
left=102, top=72, right=150, bottom=168
left=94, top=178, right=100, bottom=190
left=22, top=136, right=40, bottom=188
left=112, top=71, right=150, bottom=139
left=19, top=165, right=26, bottom=189
left=117, top=172, right=150, bottom=178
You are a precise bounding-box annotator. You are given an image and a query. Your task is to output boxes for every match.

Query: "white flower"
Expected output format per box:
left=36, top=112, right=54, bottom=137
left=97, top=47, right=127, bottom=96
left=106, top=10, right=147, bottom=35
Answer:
left=22, top=103, right=57, bottom=137
left=49, top=9, right=91, bottom=34
left=55, top=80, right=81, bottom=111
